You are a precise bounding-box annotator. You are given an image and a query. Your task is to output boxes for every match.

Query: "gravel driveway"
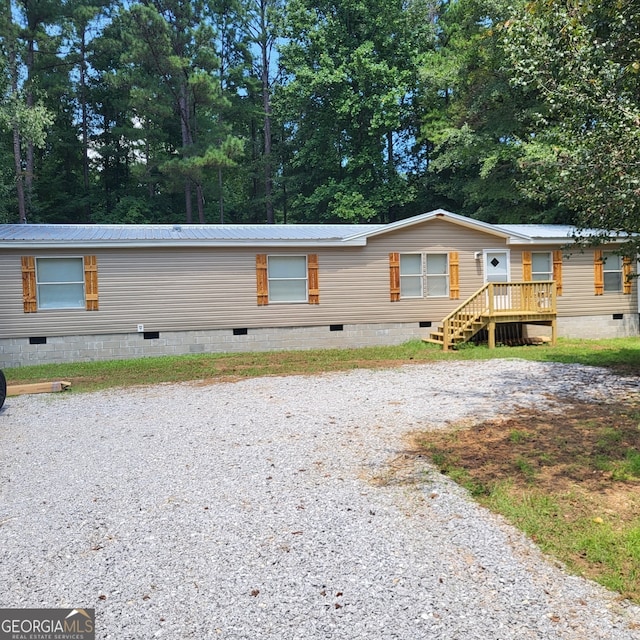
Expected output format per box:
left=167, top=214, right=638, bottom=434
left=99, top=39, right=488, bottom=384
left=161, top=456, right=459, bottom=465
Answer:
left=1, top=359, right=639, bottom=639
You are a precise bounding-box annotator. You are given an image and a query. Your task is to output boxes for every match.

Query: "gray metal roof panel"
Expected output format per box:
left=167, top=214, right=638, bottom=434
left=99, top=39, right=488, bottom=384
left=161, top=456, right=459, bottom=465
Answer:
left=0, top=223, right=385, bottom=244
left=496, top=224, right=576, bottom=239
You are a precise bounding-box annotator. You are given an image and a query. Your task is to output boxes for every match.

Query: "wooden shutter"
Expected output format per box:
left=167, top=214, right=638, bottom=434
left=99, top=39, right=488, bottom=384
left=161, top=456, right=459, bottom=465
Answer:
left=594, top=250, right=604, bottom=295
left=256, top=254, right=268, bottom=305
left=389, top=253, right=400, bottom=301
left=308, top=254, right=319, bottom=304
left=623, top=256, right=633, bottom=295
left=84, top=255, right=99, bottom=311
left=449, top=251, right=460, bottom=299
left=553, top=250, right=563, bottom=296
left=21, top=256, right=37, bottom=313
left=522, top=251, right=532, bottom=281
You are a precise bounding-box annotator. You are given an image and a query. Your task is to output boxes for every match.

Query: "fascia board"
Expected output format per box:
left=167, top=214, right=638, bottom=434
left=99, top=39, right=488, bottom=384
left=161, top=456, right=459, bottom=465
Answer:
left=507, top=235, right=631, bottom=247
left=0, top=238, right=368, bottom=250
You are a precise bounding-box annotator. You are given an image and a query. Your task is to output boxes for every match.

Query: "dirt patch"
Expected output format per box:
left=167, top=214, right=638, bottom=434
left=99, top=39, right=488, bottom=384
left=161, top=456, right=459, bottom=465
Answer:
left=411, top=398, right=640, bottom=498
left=405, top=397, right=640, bottom=602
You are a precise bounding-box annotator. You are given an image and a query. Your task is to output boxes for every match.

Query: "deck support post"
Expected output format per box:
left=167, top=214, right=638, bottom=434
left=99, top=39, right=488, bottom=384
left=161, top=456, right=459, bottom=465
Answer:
left=442, top=318, right=450, bottom=351
left=551, top=318, right=557, bottom=346
left=487, top=320, right=496, bottom=349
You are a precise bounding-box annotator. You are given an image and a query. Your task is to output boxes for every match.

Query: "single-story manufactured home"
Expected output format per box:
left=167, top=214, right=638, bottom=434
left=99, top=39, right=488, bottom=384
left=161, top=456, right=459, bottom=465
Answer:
left=0, top=209, right=637, bottom=368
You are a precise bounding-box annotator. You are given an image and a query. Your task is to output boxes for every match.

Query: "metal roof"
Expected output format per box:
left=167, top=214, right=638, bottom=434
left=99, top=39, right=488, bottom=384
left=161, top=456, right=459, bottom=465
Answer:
left=496, top=224, right=577, bottom=241
left=0, top=212, right=619, bottom=249
left=0, top=223, right=385, bottom=248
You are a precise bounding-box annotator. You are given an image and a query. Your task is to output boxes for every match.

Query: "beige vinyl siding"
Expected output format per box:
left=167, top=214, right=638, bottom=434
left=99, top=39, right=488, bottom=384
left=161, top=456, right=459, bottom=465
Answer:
left=0, top=225, right=636, bottom=340
left=361, top=221, right=504, bottom=322
left=513, top=246, right=636, bottom=318
left=0, top=224, right=495, bottom=338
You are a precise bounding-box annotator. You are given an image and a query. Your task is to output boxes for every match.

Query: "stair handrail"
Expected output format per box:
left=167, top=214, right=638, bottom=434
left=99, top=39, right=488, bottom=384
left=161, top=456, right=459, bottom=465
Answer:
left=441, top=283, right=492, bottom=350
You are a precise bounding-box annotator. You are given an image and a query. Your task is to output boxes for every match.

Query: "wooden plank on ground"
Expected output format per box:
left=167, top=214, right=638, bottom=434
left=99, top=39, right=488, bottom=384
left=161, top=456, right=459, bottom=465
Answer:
left=7, top=381, right=71, bottom=396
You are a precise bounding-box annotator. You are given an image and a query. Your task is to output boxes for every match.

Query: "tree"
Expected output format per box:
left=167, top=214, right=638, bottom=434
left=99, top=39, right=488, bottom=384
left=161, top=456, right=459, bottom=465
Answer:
left=417, top=0, right=562, bottom=224
left=238, top=0, right=285, bottom=224
left=0, top=0, right=55, bottom=222
left=62, top=0, right=112, bottom=222
left=119, top=0, right=241, bottom=224
left=276, top=0, right=437, bottom=224
left=504, top=0, right=640, bottom=246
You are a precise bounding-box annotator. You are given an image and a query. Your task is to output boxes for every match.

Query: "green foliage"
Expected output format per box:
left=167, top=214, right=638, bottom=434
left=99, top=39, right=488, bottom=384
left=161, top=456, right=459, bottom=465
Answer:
left=419, top=0, right=565, bottom=223
left=0, top=97, right=53, bottom=148
left=0, top=0, right=634, bottom=228
left=503, top=0, right=640, bottom=246
left=276, top=0, right=436, bottom=223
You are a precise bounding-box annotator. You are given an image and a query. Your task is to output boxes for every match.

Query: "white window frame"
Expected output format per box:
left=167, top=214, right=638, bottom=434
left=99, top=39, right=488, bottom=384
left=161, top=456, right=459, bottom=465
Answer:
left=425, top=253, right=450, bottom=298
left=267, top=255, right=308, bottom=303
left=531, top=251, right=552, bottom=281
left=399, top=253, right=424, bottom=299
left=603, top=252, right=623, bottom=292
left=35, top=256, right=85, bottom=310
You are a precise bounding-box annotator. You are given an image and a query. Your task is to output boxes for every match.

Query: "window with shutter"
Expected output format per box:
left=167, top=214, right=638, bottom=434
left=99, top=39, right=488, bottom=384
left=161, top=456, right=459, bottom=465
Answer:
left=258, top=254, right=320, bottom=305
left=23, top=256, right=98, bottom=311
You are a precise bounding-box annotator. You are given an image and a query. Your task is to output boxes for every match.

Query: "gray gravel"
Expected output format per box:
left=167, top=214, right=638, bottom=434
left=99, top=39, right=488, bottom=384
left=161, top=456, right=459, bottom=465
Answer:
left=1, top=358, right=639, bottom=639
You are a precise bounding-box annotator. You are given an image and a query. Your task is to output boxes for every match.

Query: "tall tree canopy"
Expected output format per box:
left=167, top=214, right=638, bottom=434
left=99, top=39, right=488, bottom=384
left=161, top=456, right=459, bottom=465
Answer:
left=275, top=0, right=438, bottom=223
left=418, top=0, right=560, bottom=223
left=504, top=0, right=640, bottom=245
left=2, top=0, right=629, bottom=229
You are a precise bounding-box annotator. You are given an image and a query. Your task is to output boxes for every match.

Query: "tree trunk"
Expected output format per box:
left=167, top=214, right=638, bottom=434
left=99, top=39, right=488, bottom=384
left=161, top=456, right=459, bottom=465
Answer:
left=5, top=13, right=27, bottom=223
left=179, top=83, right=193, bottom=223
left=12, top=123, right=27, bottom=224
left=196, top=183, right=205, bottom=223
left=218, top=167, right=224, bottom=223
left=25, top=34, right=34, bottom=217
left=79, top=25, right=91, bottom=222
left=262, top=68, right=274, bottom=224
left=260, top=1, right=274, bottom=224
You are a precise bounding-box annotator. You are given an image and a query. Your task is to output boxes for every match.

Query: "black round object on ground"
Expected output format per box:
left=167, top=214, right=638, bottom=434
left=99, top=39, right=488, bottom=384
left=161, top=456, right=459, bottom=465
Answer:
left=0, top=370, right=6, bottom=410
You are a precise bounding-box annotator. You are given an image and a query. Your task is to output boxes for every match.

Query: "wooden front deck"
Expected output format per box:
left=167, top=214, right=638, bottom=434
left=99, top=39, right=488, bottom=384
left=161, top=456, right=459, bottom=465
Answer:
left=425, top=282, right=557, bottom=350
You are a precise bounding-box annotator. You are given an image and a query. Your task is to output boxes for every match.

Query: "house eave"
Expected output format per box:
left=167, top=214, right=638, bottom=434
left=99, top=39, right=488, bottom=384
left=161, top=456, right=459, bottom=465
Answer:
left=0, top=238, right=369, bottom=250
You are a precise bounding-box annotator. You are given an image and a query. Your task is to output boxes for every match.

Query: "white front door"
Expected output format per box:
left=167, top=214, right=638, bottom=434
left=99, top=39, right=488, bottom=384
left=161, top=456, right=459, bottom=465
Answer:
left=484, top=250, right=510, bottom=310
left=484, top=250, right=510, bottom=283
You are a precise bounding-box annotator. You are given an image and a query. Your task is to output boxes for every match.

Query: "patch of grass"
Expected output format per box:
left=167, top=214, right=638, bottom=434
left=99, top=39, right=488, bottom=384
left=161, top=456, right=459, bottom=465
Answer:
left=597, top=427, right=624, bottom=452
left=409, top=399, right=640, bottom=603
left=514, top=456, right=537, bottom=481
left=610, top=449, right=640, bottom=482
left=509, top=429, right=533, bottom=444
left=4, top=336, right=640, bottom=394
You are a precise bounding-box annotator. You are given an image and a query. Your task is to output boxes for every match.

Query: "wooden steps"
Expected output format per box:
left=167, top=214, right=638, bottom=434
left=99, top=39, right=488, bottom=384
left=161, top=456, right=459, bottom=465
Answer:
left=423, top=281, right=558, bottom=350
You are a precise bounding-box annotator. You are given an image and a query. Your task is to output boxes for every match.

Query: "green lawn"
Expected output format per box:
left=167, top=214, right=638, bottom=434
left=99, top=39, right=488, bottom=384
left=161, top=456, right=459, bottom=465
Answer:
left=4, top=337, right=640, bottom=393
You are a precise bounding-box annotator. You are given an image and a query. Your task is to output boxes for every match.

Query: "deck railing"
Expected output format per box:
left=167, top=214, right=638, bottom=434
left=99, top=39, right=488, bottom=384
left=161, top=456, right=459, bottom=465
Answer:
left=440, top=281, right=557, bottom=350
